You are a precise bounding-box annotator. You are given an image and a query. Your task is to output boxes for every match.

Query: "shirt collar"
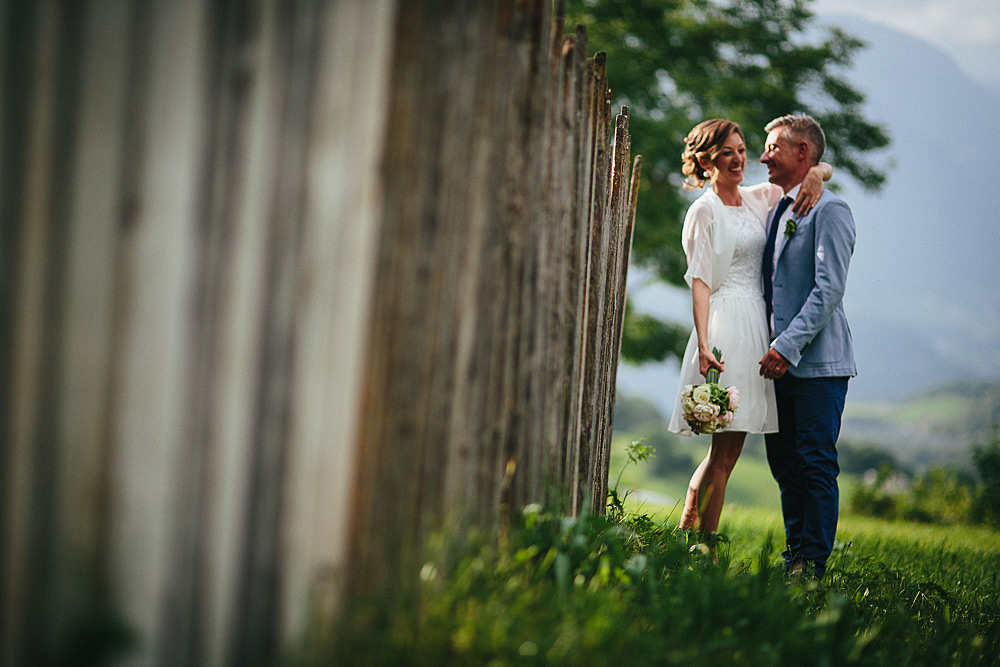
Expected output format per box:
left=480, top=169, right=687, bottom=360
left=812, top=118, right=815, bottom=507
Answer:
left=778, top=184, right=802, bottom=219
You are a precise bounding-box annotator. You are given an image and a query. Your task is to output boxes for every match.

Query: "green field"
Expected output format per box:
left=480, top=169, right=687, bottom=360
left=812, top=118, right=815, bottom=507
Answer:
left=324, top=429, right=1000, bottom=664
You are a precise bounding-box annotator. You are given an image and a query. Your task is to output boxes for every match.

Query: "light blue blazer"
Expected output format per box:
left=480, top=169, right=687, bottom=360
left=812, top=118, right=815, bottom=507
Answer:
left=767, top=189, right=857, bottom=378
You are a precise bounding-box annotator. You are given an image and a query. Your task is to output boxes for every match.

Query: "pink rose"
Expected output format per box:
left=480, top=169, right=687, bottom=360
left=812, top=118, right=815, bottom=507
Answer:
left=727, top=386, right=740, bottom=411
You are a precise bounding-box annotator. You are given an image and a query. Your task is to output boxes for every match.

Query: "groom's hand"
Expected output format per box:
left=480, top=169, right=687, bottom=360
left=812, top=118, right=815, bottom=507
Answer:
left=759, top=347, right=790, bottom=380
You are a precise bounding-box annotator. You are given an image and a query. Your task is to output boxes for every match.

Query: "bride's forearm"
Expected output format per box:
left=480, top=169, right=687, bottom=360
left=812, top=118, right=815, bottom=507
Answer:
left=692, top=278, right=711, bottom=353
left=814, top=161, right=833, bottom=181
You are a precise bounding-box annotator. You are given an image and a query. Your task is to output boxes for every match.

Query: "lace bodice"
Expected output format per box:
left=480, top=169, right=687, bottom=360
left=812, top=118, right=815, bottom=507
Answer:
left=713, top=205, right=765, bottom=298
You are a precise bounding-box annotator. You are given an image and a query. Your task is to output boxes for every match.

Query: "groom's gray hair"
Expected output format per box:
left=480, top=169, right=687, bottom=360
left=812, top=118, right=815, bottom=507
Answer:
left=765, top=114, right=826, bottom=165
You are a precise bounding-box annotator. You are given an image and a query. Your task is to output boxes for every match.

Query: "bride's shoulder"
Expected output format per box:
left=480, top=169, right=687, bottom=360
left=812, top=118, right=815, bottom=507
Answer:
left=741, top=182, right=783, bottom=206
left=686, top=192, right=718, bottom=220
left=682, top=193, right=718, bottom=235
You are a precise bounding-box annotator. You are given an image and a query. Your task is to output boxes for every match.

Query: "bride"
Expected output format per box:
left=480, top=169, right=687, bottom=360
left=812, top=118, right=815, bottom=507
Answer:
left=666, top=119, right=832, bottom=535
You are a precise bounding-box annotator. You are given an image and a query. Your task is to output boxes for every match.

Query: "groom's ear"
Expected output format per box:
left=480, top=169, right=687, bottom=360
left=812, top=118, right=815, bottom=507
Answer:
left=796, top=141, right=810, bottom=161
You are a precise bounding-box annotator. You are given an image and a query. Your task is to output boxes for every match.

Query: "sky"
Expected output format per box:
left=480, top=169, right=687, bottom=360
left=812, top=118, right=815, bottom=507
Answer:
left=811, top=0, right=1000, bottom=92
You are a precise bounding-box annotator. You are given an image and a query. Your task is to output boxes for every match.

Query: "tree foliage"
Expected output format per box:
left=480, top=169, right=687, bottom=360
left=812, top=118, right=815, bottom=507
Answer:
left=566, top=0, right=891, bottom=362
left=972, top=426, right=1000, bottom=526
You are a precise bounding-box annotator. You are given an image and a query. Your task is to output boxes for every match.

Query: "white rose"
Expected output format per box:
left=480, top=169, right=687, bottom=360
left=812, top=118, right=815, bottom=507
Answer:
left=693, top=403, right=719, bottom=422
left=692, top=384, right=712, bottom=405
left=727, top=386, right=740, bottom=411
left=681, top=395, right=696, bottom=412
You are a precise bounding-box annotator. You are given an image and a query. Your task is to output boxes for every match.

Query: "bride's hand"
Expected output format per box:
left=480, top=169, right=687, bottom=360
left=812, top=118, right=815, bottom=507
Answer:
left=792, top=162, right=833, bottom=215
left=699, top=347, right=724, bottom=377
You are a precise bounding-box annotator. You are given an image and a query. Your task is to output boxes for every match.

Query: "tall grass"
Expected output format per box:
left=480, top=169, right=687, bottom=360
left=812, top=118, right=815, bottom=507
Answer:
left=319, top=499, right=1000, bottom=666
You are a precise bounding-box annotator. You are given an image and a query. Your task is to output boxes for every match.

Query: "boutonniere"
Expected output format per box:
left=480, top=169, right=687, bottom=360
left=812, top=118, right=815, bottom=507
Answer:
left=784, top=217, right=798, bottom=238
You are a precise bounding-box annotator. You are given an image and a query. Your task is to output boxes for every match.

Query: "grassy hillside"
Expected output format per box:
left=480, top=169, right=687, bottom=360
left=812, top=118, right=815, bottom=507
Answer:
left=840, top=380, right=1000, bottom=469
left=614, top=379, right=1000, bottom=481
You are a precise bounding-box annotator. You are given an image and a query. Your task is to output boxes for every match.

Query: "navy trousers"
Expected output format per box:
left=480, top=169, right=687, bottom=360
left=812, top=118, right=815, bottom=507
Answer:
left=765, top=374, right=849, bottom=577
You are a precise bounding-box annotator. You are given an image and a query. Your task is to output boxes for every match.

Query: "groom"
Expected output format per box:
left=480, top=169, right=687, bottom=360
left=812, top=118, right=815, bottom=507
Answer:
left=757, top=114, right=856, bottom=578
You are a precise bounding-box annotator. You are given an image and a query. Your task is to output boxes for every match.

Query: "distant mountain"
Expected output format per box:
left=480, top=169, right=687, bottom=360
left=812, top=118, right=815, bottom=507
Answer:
left=619, top=15, right=1000, bottom=415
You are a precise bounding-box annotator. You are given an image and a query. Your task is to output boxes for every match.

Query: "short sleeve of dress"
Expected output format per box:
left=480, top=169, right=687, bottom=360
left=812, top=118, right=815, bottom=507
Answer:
left=681, top=199, right=714, bottom=288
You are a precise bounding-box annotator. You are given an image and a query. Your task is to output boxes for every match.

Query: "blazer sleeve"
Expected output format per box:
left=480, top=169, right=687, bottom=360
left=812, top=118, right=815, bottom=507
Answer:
left=771, top=198, right=856, bottom=366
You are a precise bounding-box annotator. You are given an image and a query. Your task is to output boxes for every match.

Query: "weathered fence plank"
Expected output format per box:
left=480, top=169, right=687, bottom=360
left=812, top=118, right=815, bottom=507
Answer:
left=1, top=0, right=396, bottom=663
left=590, top=110, right=637, bottom=510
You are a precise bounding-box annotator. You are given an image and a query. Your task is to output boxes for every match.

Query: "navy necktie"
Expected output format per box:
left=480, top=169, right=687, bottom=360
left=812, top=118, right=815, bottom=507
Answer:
left=762, top=196, right=793, bottom=329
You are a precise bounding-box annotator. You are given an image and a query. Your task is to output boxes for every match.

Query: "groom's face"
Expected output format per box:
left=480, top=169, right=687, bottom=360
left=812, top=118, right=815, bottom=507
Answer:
left=760, top=128, right=796, bottom=189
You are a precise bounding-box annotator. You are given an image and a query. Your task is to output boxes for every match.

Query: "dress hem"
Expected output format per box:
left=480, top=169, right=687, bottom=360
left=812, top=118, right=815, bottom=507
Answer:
left=667, top=426, right=779, bottom=437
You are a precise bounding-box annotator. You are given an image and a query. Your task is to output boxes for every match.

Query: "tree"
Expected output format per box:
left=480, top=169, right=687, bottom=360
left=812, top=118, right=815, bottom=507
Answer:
left=972, top=426, right=1000, bottom=526
left=566, top=0, right=890, bottom=362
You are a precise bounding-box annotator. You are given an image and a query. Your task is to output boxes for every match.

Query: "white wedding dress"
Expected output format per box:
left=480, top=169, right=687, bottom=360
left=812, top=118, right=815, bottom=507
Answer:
left=667, top=183, right=782, bottom=436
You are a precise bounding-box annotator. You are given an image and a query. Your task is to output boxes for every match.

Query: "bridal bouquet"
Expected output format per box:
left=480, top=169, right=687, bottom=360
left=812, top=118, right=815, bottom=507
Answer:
left=680, top=347, right=739, bottom=434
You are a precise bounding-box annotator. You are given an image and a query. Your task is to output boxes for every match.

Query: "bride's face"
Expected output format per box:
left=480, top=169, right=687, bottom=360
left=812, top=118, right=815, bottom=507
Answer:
left=707, top=130, right=746, bottom=188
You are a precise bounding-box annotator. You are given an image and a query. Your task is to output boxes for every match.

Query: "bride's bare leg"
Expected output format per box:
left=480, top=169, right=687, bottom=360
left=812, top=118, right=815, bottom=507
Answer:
left=679, top=456, right=708, bottom=528
left=678, top=431, right=747, bottom=533
left=698, top=431, right=747, bottom=533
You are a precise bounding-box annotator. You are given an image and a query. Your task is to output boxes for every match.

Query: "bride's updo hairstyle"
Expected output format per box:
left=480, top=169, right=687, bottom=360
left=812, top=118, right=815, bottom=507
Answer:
left=681, top=119, right=743, bottom=190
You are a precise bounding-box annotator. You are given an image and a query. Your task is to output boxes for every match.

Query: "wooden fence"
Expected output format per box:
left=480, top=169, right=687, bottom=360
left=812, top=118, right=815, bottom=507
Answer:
left=0, top=0, right=639, bottom=664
